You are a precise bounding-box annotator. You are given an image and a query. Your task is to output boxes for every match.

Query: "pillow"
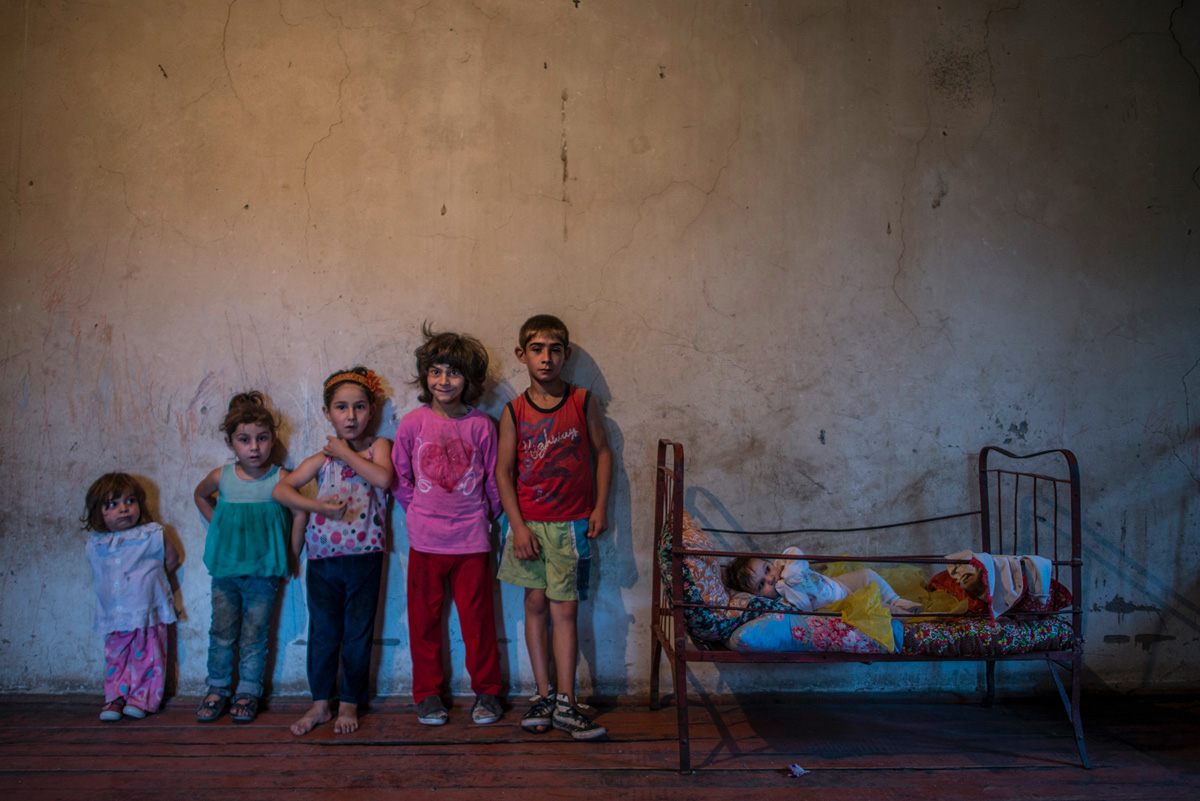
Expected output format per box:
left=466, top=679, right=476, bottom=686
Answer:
left=658, top=513, right=788, bottom=641
left=727, top=611, right=901, bottom=653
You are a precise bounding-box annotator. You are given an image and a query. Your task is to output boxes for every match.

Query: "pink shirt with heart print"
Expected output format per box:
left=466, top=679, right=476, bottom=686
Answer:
left=391, top=405, right=502, bottom=554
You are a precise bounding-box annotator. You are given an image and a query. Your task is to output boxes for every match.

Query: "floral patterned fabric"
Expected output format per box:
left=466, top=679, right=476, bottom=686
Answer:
left=900, top=616, right=1075, bottom=656
left=727, top=611, right=900, bottom=653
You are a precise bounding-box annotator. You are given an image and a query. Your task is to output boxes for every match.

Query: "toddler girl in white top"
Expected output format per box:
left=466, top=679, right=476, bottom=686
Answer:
left=728, top=548, right=923, bottom=615
left=84, top=473, right=180, bottom=721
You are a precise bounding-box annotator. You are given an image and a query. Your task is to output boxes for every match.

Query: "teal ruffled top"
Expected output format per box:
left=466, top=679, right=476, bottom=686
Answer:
left=203, top=464, right=291, bottom=578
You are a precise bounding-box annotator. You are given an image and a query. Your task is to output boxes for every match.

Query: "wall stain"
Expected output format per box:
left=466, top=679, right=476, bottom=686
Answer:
left=1135, top=633, right=1176, bottom=651
left=1097, top=595, right=1161, bottom=614
left=1103, top=634, right=1131, bottom=644
left=924, top=39, right=985, bottom=107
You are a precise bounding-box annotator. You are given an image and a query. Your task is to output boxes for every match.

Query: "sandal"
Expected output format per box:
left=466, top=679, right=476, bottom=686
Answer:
left=230, top=693, right=260, bottom=725
left=195, top=690, right=229, bottom=723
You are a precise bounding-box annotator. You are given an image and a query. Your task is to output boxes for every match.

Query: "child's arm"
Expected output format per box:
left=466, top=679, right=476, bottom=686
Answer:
left=163, top=537, right=181, bottom=573
left=496, top=408, right=539, bottom=559
left=278, top=467, right=309, bottom=576
left=585, top=392, right=612, bottom=539
left=323, top=436, right=395, bottom=490
left=481, top=417, right=502, bottom=520
left=271, top=453, right=348, bottom=520
left=193, top=467, right=222, bottom=523
left=390, top=422, right=416, bottom=511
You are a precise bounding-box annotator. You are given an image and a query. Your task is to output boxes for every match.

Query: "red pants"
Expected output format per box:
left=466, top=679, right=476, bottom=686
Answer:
left=407, top=549, right=503, bottom=703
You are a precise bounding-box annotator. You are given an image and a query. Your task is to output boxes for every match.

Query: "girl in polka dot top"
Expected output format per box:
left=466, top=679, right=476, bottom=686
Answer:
left=272, top=366, right=395, bottom=736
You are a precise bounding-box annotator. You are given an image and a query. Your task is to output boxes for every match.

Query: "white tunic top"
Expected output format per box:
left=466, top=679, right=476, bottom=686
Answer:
left=86, top=522, right=177, bottom=633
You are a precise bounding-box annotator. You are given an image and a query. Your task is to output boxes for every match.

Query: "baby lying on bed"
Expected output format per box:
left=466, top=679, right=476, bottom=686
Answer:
left=726, top=547, right=923, bottom=615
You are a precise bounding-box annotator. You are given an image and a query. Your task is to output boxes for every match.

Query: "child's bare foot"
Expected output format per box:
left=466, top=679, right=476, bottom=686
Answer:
left=334, top=702, right=359, bottom=734
left=290, top=700, right=333, bottom=736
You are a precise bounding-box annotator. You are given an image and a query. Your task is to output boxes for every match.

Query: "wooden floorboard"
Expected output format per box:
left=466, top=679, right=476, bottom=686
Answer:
left=1, top=693, right=1196, bottom=800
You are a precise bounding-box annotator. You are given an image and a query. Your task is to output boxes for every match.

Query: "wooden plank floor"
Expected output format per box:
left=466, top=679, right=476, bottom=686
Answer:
left=1, top=692, right=1196, bottom=800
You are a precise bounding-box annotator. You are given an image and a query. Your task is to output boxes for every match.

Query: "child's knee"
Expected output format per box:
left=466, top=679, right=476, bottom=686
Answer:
left=525, top=588, right=550, bottom=616
left=548, top=599, right=578, bottom=625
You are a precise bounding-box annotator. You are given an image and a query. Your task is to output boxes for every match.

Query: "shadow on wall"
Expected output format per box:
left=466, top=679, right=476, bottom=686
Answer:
left=136, top=476, right=187, bottom=701
left=564, top=345, right=638, bottom=698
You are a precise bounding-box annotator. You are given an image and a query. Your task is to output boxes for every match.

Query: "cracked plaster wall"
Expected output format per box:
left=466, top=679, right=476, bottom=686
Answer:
left=1, top=0, right=1198, bottom=697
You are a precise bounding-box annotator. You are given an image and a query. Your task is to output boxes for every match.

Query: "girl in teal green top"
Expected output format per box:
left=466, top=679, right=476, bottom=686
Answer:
left=193, top=392, right=306, bottom=724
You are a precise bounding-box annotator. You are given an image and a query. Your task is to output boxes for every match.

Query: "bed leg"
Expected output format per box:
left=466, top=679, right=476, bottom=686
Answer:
left=674, top=657, right=691, bottom=774
left=1049, top=655, right=1090, bottom=768
left=1071, top=652, right=1090, bottom=769
left=649, top=633, right=662, bottom=711
left=983, top=660, right=996, bottom=708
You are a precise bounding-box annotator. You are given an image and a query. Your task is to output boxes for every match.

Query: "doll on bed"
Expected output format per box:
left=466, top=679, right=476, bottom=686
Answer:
left=726, top=547, right=923, bottom=615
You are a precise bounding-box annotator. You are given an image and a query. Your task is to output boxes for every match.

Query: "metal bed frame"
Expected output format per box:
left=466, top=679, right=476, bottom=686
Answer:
left=648, top=439, right=1087, bottom=772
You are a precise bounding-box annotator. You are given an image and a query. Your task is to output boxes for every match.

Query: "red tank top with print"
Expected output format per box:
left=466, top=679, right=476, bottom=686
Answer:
left=506, top=385, right=593, bottom=521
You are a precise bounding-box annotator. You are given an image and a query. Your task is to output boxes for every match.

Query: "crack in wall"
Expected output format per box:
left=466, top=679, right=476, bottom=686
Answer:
left=891, top=103, right=931, bottom=326
left=8, top=0, right=32, bottom=250
left=978, top=0, right=1021, bottom=147
left=1175, top=355, right=1200, bottom=488
left=1168, top=0, right=1200, bottom=191
left=302, top=19, right=352, bottom=267
left=561, top=89, right=569, bottom=242
left=221, top=0, right=256, bottom=120
left=97, top=166, right=154, bottom=228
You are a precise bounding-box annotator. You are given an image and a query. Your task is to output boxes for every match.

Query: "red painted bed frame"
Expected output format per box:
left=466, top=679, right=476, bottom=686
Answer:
left=648, top=439, right=1088, bottom=772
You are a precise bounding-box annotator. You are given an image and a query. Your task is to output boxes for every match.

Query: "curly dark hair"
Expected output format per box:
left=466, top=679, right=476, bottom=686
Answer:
left=413, top=322, right=489, bottom=405
left=724, top=555, right=762, bottom=594
left=82, top=473, right=151, bottom=532
left=219, top=391, right=278, bottom=440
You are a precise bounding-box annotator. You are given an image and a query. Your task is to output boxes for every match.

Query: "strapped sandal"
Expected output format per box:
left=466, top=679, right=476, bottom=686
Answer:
left=230, top=693, right=260, bottom=725
left=195, top=689, right=229, bottom=723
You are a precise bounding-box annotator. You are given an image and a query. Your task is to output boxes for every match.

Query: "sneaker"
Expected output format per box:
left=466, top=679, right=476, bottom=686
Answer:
left=122, top=704, right=148, bottom=720
left=520, top=692, right=556, bottom=733
left=99, top=698, right=124, bottom=722
left=416, top=695, right=448, bottom=726
left=471, top=693, right=503, bottom=725
left=551, top=693, right=606, bottom=740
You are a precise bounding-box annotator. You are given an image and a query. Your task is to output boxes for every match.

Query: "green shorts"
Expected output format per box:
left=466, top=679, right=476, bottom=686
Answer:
left=496, top=518, right=591, bottom=602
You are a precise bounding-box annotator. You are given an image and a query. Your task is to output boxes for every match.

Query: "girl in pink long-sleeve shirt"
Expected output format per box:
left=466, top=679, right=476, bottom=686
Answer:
left=392, top=324, right=503, bottom=727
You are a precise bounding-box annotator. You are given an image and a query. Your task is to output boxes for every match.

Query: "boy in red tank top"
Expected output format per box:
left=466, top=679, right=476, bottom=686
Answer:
left=496, top=314, right=613, bottom=740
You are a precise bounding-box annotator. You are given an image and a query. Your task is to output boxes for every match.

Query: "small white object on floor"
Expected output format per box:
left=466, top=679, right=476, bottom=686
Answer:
left=788, top=764, right=809, bottom=778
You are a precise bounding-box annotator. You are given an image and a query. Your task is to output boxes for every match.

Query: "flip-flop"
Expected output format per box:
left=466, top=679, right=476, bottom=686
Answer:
left=196, top=692, right=229, bottom=723
left=231, top=694, right=260, bottom=725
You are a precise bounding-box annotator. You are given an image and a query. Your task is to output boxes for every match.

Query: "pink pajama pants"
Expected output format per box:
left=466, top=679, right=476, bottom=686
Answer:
left=104, top=624, right=167, bottom=713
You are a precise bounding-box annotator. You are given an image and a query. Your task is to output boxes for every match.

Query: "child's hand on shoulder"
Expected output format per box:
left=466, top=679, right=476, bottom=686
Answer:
left=323, top=436, right=356, bottom=462
left=316, top=496, right=348, bottom=520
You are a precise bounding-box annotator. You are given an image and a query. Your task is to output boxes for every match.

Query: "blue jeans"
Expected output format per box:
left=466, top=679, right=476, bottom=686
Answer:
left=305, top=552, right=383, bottom=705
left=206, top=575, right=279, bottom=697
